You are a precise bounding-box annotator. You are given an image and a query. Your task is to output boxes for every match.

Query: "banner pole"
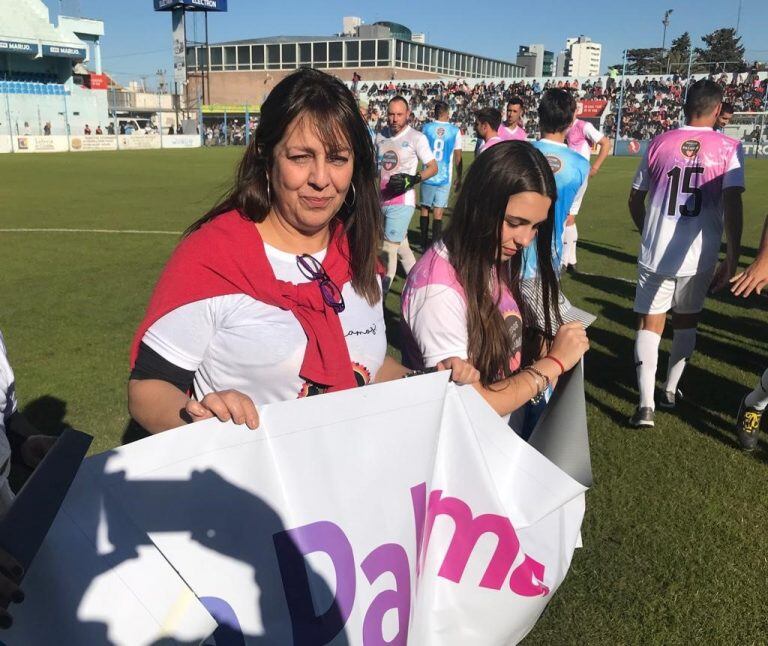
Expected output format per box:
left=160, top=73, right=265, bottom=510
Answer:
left=613, top=49, right=627, bottom=155
left=4, top=92, right=13, bottom=153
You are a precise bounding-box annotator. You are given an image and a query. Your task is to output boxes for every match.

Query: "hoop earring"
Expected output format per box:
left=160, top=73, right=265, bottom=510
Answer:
left=344, top=183, right=356, bottom=210
left=265, top=172, right=272, bottom=207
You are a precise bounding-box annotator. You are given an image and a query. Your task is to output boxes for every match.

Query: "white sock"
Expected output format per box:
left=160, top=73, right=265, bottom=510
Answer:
left=383, top=240, right=399, bottom=284
left=664, top=328, right=696, bottom=394
left=635, top=329, right=661, bottom=409
left=745, top=368, right=768, bottom=410
left=562, top=223, right=578, bottom=266
left=398, top=237, right=417, bottom=274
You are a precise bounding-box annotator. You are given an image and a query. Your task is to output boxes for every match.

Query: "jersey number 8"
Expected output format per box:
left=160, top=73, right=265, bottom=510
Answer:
left=433, top=138, right=445, bottom=162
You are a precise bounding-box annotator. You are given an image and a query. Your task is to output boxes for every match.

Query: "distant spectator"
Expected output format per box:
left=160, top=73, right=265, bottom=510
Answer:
left=84, top=124, right=91, bottom=135
left=43, top=122, right=51, bottom=136
left=95, top=125, right=103, bottom=135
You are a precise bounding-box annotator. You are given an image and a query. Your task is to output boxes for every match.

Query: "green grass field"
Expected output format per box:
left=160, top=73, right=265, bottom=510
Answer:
left=1, top=148, right=767, bottom=643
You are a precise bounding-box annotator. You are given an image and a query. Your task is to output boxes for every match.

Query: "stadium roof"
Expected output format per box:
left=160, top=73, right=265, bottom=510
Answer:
left=215, top=36, right=351, bottom=45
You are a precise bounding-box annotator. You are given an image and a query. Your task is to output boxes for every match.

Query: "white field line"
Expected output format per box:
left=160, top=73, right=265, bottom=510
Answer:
left=0, top=228, right=181, bottom=235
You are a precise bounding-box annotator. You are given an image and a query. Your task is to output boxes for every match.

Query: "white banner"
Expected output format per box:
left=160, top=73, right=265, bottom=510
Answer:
left=0, top=134, right=11, bottom=153
left=69, top=135, right=118, bottom=152
left=162, top=134, right=202, bottom=149
left=118, top=134, right=162, bottom=150
left=8, top=372, right=588, bottom=645
left=13, top=135, right=69, bottom=153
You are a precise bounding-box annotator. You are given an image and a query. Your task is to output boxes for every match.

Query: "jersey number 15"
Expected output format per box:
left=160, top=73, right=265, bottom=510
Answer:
left=666, top=166, right=704, bottom=217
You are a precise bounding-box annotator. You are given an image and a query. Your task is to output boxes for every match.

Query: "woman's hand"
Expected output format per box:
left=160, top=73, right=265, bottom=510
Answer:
left=436, top=357, right=481, bottom=385
left=0, top=546, right=24, bottom=629
left=185, top=390, right=260, bottom=430
left=547, top=322, right=590, bottom=372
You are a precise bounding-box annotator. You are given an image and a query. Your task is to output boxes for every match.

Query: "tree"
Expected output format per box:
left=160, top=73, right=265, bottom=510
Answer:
left=695, top=28, right=746, bottom=73
left=666, top=32, right=691, bottom=73
left=625, top=48, right=665, bottom=75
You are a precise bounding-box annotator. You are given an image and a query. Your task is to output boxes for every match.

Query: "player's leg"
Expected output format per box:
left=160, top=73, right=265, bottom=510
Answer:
left=564, top=178, right=588, bottom=272
left=562, top=215, right=578, bottom=273
left=659, top=268, right=715, bottom=408
left=432, top=206, right=444, bottom=244
left=419, top=205, right=431, bottom=252
left=431, top=184, right=449, bottom=245
left=630, top=269, right=674, bottom=427
left=381, top=205, right=414, bottom=293
left=419, top=184, right=436, bottom=251
left=736, top=368, right=768, bottom=450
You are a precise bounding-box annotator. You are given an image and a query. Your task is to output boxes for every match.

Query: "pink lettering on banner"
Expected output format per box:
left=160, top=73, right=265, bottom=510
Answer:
left=268, top=482, right=549, bottom=643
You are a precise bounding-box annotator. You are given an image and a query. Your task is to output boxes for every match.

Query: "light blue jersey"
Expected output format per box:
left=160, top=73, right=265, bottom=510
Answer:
left=522, top=139, right=590, bottom=278
left=421, top=121, right=461, bottom=186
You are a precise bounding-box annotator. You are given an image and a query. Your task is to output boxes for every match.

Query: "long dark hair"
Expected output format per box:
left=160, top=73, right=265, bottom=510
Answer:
left=442, top=141, right=561, bottom=386
left=185, top=68, right=381, bottom=304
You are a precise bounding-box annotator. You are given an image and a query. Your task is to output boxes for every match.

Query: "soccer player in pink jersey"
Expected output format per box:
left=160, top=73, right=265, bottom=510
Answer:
left=627, top=79, right=745, bottom=428
left=474, top=108, right=503, bottom=154
left=498, top=97, right=527, bottom=141
left=563, top=114, right=611, bottom=273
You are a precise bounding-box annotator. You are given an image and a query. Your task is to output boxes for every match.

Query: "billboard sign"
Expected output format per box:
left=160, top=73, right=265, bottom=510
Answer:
left=154, top=0, right=228, bottom=10
left=41, top=44, right=87, bottom=59
left=614, top=138, right=650, bottom=157
left=0, top=39, right=38, bottom=55
left=576, top=99, right=608, bottom=118
left=743, top=142, right=768, bottom=158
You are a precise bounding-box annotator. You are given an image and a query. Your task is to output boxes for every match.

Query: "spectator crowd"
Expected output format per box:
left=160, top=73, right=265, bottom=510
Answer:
left=356, top=70, right=768, bottom=142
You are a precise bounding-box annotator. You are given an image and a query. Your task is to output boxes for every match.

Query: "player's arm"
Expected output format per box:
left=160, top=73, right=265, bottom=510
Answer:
left=452, top=148, right=463, bottom=189
left=710, top=187, right=743, bottom=292
left=712, top=145, right=746, bottom=293
left=731, top=214, right=768, bottom=297
left=590, top=136, right=611, bottom=177
left=628, top=188, right=647, bottom=231
left=419, top=158, right=438, bottom=182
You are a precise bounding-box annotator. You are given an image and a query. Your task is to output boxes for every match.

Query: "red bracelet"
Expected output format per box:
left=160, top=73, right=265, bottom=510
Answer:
left=542, top=355, right=565, bottom=375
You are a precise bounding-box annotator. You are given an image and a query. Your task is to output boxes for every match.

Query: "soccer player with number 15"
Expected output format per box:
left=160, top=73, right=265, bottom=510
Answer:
left=627, top=79, right=745, bottom=428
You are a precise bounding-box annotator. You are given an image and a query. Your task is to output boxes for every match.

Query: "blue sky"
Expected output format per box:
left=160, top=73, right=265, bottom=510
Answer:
left=43, top=0, right=767, bottom=87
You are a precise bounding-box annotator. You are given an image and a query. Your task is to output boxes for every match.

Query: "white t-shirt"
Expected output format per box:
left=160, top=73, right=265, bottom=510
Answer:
left=0, top=332, right=17, bottom=516
left=631, top=126, right=745, bottom=277
left=143, top=243, right=387, bottom=405
left=376, top=125, right=435, bottom=207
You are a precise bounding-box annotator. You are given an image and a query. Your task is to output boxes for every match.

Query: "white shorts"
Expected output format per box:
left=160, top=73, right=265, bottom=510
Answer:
left=569, top=176, right=588, bottom=215
left=633, top=266, right=715, bottom=315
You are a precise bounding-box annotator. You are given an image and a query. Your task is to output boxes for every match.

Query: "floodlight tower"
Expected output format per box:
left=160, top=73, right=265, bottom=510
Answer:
left=152, top=1, right=229, bottom=115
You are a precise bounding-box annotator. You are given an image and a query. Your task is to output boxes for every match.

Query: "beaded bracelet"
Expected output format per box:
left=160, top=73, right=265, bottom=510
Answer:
left=522, top=366, right=550, bottom=404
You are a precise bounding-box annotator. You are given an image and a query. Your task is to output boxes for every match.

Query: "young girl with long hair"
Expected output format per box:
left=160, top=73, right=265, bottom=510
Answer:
left=402, top=141, right=589, bottom=421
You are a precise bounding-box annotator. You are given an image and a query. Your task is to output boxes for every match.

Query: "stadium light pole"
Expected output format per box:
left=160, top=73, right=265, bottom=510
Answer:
left=613, top=49, right=628, bottom=155
left=661, top=9, right=673, bottom=74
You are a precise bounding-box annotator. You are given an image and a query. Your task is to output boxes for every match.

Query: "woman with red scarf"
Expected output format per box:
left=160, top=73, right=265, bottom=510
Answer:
left=128, top=69, right=477, bottom=433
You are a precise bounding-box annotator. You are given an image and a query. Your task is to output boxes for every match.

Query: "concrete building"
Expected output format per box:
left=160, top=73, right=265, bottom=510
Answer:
left=0, top=0, right=108, bottom=135
left=565, top=36, right=601, bottom=77
left=186, top=18, right=523, bottom=106
left=516, top=44, right=554, bottom=77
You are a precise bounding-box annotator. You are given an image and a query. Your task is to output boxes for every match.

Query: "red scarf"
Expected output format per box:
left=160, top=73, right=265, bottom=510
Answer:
left=130, top=210, right=358, bottom=392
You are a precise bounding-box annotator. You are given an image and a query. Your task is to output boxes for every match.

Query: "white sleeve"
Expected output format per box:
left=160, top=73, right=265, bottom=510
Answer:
left=723, top=143, right=745, bottom=190
left=454, top=131, right=463, bottom=151
left=584, top=121, right=606, bottom=144
left=403, top=285, right=469, bottom=367
left=0, top=332, right=17, bottom=422
left=415, top=133, right=436, bottom=165
left=631, top=150, right=651, bottom=190
left=142, top=297, right=227, bottom=371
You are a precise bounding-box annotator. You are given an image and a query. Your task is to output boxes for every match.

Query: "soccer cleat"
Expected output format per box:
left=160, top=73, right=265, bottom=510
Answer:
left=658, top=389, right=682, bottom=410
left=735, top=397, right=763, bottom=451
left=628, top=406, right=655, bottom=428
left=566, top=264, right=578, bottom=275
